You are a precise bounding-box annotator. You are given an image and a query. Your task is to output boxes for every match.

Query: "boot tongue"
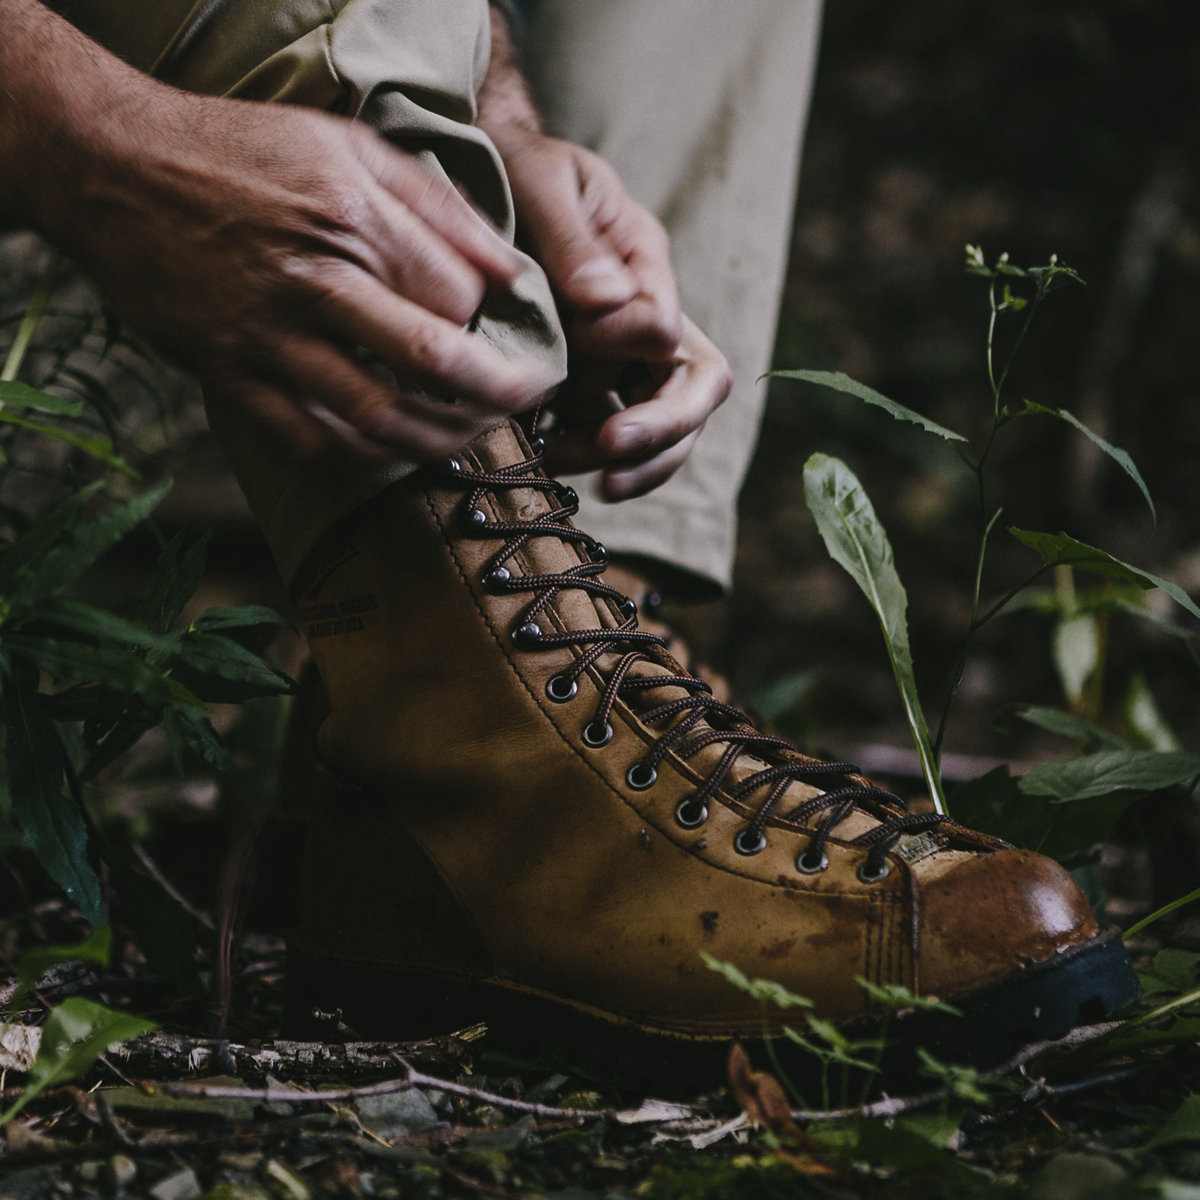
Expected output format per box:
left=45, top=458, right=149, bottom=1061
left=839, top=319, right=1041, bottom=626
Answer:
left=463, top=421, right=897, bottom=839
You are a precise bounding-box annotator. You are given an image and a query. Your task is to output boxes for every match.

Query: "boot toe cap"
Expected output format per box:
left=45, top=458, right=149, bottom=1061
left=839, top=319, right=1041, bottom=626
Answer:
left=917, top=848, right=1100, bottom=1001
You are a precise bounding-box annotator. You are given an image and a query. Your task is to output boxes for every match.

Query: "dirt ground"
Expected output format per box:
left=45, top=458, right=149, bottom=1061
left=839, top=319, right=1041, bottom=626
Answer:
left=4, top=2, right=1200, bottom=1196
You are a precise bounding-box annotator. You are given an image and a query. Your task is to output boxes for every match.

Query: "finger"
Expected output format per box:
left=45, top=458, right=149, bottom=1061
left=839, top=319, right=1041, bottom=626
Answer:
left=310, top=263, right=561, bottom=416
left=354, top=184, right=489, bottom=325
left=353, top=127, right=523, bottom=285
left=601, top=428, right=703, bottom=501
left=272, top=335, right=505, bottom=459
left=593, top=322, right=731, bottom=463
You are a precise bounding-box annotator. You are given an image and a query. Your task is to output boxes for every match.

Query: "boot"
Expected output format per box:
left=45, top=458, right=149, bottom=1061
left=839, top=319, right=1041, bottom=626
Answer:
left=284, top=419, right=1137, bottom=1068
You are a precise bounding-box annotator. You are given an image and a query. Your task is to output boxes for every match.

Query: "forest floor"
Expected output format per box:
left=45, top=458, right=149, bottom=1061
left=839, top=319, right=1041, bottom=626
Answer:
left=5, top=1, right=1200, bottom=1196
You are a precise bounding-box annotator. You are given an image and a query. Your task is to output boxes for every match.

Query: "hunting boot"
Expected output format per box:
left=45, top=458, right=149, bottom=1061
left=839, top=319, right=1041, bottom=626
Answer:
left=285, top=418, right=1138, bottom=1068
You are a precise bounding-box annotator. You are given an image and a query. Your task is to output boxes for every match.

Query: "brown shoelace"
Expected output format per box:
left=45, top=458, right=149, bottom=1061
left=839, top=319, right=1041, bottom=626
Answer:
left=445, top=441, right=954, bottom=883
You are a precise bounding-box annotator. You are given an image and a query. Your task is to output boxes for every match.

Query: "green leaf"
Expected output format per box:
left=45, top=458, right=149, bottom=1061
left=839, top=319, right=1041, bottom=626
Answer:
left=0, top=664, right=102, bottom=924
left=7, top=928, right=111, bottom=1018
left=138, top=529, right=211, bottom=632
left=17, top=595, right=177, bottom=656
left=770, top=370, right=967, bottom=442
left=1141, top=1093, right=1200, bottom=1153
left=951, top=766, right=1135, bottom=862
left=1023, top=402, right=1155, bottom=526
left=1014, top=705, right=1126, bottom=751
left=702, top=953, right=813, bottom=1010
left=0, top=409, right=134, bottom=475
left=1138, top=950, right=1200, bottom=997
left=5, top=633, right=195, bottom=705
left=1019, top=749, right=1200, bottom=802
left=189, top=605, right=291, bottom=635
left=2, top=479, right=170, bottom=610
left=1010, top=529, right=1200, bottom=623
left=0, top=997, right=156, bottom=1126
left=171, top=631, right=293, bottom=702
left=0, top=380, right=83, bottom=417
left=803, top=453, right=946, bottom=814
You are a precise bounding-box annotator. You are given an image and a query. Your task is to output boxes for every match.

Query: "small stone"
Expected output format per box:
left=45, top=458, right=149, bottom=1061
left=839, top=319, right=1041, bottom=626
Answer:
left=107, top=1155, right=138, bottom=1190
left=77, top=1162, right=104, bottom=1185
left=355, top=1088, right=441, bottom=1138
left=1028, top=1152, right=1128, bottom=1200
left=149, top=1166, right=202, bottom=1200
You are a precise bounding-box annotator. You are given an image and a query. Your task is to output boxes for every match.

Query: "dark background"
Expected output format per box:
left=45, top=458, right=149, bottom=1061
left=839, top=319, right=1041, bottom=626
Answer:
left=729, top=0, right=1200, bottom=773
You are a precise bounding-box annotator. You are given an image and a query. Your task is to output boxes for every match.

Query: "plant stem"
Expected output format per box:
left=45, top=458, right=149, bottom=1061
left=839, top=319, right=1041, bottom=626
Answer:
left=1, top=259, right=56, bottom=388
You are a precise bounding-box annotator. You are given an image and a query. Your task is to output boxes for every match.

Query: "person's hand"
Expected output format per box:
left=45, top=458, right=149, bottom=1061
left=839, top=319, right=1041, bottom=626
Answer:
left=488, top=128, right=731, bottom=497
left=4, top=5, right=559, bottom=464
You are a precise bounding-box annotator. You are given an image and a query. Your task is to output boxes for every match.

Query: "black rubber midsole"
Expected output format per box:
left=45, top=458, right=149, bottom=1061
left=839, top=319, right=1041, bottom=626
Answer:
left=285, top=927, right=1140, bottom=1079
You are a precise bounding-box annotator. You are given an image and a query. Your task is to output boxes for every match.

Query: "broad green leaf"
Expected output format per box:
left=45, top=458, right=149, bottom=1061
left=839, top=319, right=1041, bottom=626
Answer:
left=1010, top=529, right=1200, bottom=623
left=0, top=997, right=156, bottom=1126
left=3, top=479, right=170, bottom=610
left=0, top=666, right=102, bottom=924
left=771, top=370, right=966, bottom=442
left=803, top=453, right=946, bottom=813
left=1014, top=705, right=1126, bottom=751
left=1138, top=950, right=1200, bottom=997
left=951, top=766, right=1135, bottom=862
left=1141, top=1093, right=1200, bottom=1153
left=1053, top=611, right=1099, bottom=706
left=0, top=380, right=83, bottom=417
left=1020, top=749, right=1200, bottom=802
left=1023, top=401, right=1155, bottom=525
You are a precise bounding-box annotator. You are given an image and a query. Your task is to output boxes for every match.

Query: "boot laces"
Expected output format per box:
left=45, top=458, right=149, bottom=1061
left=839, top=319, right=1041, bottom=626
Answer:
left=446, top=442, right=955, bottom=882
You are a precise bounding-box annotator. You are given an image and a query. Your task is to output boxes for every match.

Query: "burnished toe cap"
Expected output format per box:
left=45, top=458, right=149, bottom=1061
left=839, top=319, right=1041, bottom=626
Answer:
left=917, top=848, right=1100, bottom=1000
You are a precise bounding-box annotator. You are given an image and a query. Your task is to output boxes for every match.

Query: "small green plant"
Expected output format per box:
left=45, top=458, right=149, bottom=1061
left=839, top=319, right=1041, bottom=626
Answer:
left=0, top=265, right=293, bottom=995
left=773, top=247, right=1200, bottom=850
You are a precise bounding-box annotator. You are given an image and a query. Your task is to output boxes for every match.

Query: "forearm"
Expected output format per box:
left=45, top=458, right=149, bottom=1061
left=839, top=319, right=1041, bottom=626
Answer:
left=0, top=0, right=159, bottom=242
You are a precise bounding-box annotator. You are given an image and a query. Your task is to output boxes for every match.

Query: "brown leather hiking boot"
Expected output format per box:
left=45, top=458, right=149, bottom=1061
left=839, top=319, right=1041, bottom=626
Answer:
left=284, top=419, right=1137, bottom=1070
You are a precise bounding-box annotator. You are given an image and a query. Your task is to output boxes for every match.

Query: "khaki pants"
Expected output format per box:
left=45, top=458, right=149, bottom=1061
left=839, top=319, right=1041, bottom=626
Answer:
left=524, top=0, right=823, bottom=593
left=49, top=0, right=821, bottom=592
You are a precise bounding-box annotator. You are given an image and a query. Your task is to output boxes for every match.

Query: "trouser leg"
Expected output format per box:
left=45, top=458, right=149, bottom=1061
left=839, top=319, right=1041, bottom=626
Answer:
left=49, top=0, right=567, bottom=587
left=523, top=0, right=823, bottom=594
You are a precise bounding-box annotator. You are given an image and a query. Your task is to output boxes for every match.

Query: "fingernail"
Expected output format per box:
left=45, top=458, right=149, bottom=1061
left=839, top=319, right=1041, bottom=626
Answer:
left=569, top=256, right=636, bottom=305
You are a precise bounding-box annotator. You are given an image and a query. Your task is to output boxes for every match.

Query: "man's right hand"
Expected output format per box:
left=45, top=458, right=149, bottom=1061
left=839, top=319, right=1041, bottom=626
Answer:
left=2, top=1, right=559, bottom=462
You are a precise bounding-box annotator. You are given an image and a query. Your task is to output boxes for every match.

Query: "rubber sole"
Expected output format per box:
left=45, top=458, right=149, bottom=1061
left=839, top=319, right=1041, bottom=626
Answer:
left=285, top=927, right=1140, bottom=1087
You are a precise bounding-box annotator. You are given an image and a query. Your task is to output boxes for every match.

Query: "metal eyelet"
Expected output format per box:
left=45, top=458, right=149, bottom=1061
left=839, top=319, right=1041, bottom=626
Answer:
left=617, top=597, right=637, bottom=621
left=527, top=435, right=546, bottom=456
left=483, top=566, right=511, bottom=594
left=588, top=541, right=608, bottom=564
left=674, top=797, right=708, bottom=830
left=464, top=507, right=489, bottom=531
left=796, top=849, right=829, bottom=875
left=857, top=859, right=891, bottom=884
left=626, top=762, right=657, bottom=790
left=733, top=829, right=767, bottom=856
left=513, top=622, right=542, bottom=648
left=446, top=458, right=461, bottom=475
left=546, top=674, right=578, bottom=703
left=555, top=484, right=579, bottom=509
left=582, top=720, right=613, bottom=748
